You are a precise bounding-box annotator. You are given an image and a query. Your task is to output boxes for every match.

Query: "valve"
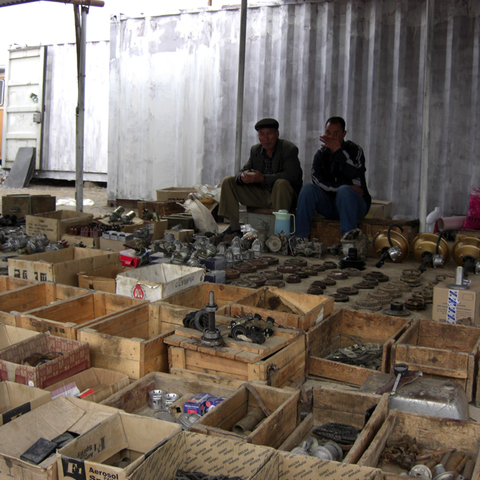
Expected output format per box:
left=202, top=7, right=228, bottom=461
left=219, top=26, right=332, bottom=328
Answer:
left=373, top=225, right=410, bottom=268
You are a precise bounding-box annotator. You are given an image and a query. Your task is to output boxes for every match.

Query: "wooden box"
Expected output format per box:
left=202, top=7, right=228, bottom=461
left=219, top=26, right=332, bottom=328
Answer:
left=307, top=309, right=411, bottom=385
left=165, top=323, right=306, bottom=388
left=45, top=367, right=130, bottom=403
left=137, top=200, right=184, bottom=218
left=219, top=287, right=334, bottom=331
left=78, top=303, right=171, bottom=380
left=2, top=194, right=56, bottom=218
left=101, top=371, right=237, bottom=418
left=357, top=409, right=480, bottom=479
left=0, top=332, right=90, bottom=388
left=0, top=282, right=88, bottom=325
left=278, top=387, right=389, bottom=464
left=0, top=275, right=35, bottom=292
left=16, top=291, right=147, bottom=339
left=156, top=283, right=257, bottom=332
left=190, top=383, right=300, bottom=448
left=392, top=318, right=480, bottom=402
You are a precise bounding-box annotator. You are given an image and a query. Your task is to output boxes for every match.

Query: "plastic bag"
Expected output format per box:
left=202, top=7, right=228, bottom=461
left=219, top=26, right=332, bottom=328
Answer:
left=181, top=193, right=219, bottom=234
left=462, top=186, right=480, bottom=230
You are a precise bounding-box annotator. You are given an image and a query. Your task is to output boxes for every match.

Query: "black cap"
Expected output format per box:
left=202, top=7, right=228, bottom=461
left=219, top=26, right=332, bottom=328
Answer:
left=254, top=118, right=279, bottom=131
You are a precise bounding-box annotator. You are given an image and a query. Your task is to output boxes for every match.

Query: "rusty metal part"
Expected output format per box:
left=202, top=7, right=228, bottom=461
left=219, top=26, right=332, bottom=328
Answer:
left=262, top=270, right=283, bottom=280
left=405, top=298, right=426, bottom=311
left=321, top=277, right=337, bottom=286
left=367, top=291, right=393, bottom=305
left=261, top=255, right=279, bottom=265
left=311, top=263, right=326, bottom=272
left=285, top=258, right=308, bottom=268
left=307, top=286, right=324, bottom=295
left=331, top=293, right=349, bottom=302
left=249, top=259, right=269, bottom=269
left=362, top=277, right=379, bottom=286
left=411, top=290, right=433, bottom=304
left=328, top=270, right=349, bottom=280
left=277, top=264, right=299, bottom=274
left=244, top=275, right=267, bottom=287
left=265, top=279, right=285, bottom=288
left=232, top=407, right=266, bottom=435
left=378, top=284, right=403, bottom=298
left=343, top=267, right=363, bottom=276
left=323, top=261, right=338, bottom=269
left=230, top=280, right=257, bottom=288
left=337, top=286, right=359, bottom=295
left=286, top=274, right=301, bottom=283
left=233, top=262, right=257, bottom=273
left=296, top=268, right=310, bottom=278
left=402, top=269, right=422, bottom=277
left=383, top=301, right=411, bottom=317
left=364, top=271, right=390, bottom=282
left=311, top=280, right=327, bottom=289
left=353, top=299, right=382, bottom=311
left=225, top=269, right=241, bottom=280
left=303, top=267, right=318, bottom=276
left=353, top=281, right=376, bottom=290
left=389, top=280, right=412, bottom=292
left=380, top=434, right=424, bottom=471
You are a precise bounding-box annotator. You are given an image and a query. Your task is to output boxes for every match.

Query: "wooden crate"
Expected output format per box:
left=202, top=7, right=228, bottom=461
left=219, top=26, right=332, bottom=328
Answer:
left=307, top=309, right=412, bottom=385
left=78, top=303, right=172, bottom=380
left=0, top=282, right=88, bottom=325
left=278, top=387, right=389, bottom=464
left=392, top=318, right=480, bottom=403
left=101, top=371, right=237, bottom=418
left=137, top=200, right=184, bottom=218
left=16, top=291, right=147, bottom=339
left=0, top=275, right=36, bottom=292
left=219, top=287, right=334, bottom=331
left=165, top=323, right=306, bottom=388
left=190, top=383, right=300, bottom=449
left=357, top=409, right=480, bottom=479
left=155, top=283, right=257, bottom=332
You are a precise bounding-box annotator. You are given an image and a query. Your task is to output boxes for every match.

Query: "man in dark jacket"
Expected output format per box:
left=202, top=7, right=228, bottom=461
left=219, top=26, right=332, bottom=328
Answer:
left=219, top=118, right=303, bottom=235
left=295, top=116, right=371, bottom=238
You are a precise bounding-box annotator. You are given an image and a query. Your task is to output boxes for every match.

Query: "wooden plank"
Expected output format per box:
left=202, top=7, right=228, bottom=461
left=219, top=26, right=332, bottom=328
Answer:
left=89, top=351, right=141, bottom=380
left=309, top=357, right=374, bottom=385
left=168, top=368, right=247, bottom=388
left=170, top=347, right=186, bottom=370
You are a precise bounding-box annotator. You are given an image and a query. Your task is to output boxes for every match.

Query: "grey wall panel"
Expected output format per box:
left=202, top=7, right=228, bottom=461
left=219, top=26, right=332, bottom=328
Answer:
left=108, top=0, right=480, bottom=221
left=43, top=41, right=109, bottom=178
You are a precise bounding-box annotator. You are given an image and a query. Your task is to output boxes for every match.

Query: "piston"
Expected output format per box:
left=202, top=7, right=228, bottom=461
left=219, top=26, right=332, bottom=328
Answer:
left=148, top=389, right=165, bottom=410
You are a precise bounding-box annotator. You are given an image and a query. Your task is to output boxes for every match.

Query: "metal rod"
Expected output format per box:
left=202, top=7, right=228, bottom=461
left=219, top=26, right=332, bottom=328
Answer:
left=234, top=0, right=247, bottom=172
left=46, top=0, right=104, bottom=6
left=75, top=5, right=87, bottom=212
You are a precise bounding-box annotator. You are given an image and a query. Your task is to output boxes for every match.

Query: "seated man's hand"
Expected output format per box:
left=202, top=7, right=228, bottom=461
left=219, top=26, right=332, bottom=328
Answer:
left=351, top=185, right=363, bottom=195
left=241, top=169, right=264, bottom=184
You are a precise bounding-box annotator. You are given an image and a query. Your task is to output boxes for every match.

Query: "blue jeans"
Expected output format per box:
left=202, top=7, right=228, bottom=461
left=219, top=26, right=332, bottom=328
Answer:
left=296, top=184, right=368, bottom=237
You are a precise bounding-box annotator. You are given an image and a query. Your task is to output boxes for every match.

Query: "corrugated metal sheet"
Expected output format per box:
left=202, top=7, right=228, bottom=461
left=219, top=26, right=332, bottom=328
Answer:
left=42, top=41, right=109, bottom=180
left=108, top=0, right=480, bottom=219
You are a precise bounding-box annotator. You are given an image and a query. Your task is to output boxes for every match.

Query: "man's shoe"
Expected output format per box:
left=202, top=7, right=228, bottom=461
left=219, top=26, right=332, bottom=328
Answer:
left=222, top=226, right=242, bottom=236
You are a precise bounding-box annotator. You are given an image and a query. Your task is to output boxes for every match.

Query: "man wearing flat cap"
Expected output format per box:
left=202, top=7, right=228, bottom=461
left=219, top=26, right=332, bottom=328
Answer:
left=218, top=118, right=303, bottom=235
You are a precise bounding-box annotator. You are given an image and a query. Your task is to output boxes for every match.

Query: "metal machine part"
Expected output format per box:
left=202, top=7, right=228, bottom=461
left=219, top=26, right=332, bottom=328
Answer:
left=373, top=225, right=410, bottom=268
left=148, top=390, right=165, bottom=410
left=390, top=364, right=409, bottom=395
left=108, top=206, right=125, bottom=223
left=412, top=233, right=451, bottom=272
left=360, top=374, right=469, bottom=421
left=408, top=464, right=432, bottom=479
left=200, top=291, right=224, bottom=347
left=341, top=228, right=369, bottom=259
left=451, top=235, right=480, bottom=276
left=310, top=440, right=343, bottom=461
left=447, top=266, right=470, bottom=290
left=232, top=407, right=266, bottom=435
left=120, top=210, right=136, bottom=225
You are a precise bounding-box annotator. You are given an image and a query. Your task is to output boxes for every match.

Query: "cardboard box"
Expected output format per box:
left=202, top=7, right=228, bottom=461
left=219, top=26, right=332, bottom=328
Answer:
left=0, top=395, right=119, bottom=480
left=26, top=210, right=93, bottom=242
left=357, top=409, right=480, bottom=479
left=0, top=324, right=41, bottom=349
left=127, top=431, right=275, bottom=480
left=254, top=451, right=382, bottom=480
left=57, top=411, right=182, bottom=480
left=61, top=234, right=100, bottom=248
left=101, top=372, right=237, bottom=418
left=307, top=309, right=411, bottom=385
left=278, top=387, right=389, bottom=465
left=96, top=215, right=145, bottom=234
left=156, top=186, right=194, bottom=202
left=8, top=247, right=119, bottom=286
left=137, top=200, right=185, bottom=218
left=152, top=218, right=168, bottom=240
left=17, top=291, right=147, bottom=339
left=116, top=263, right=204, bottom=302
left=220, top=287, right=335, bottom=331
left=0, top=381, right=51, bottom=426
left=78, top=304, right=173, bottom=379
left=2, top=194, right=56, bottom=218
left=78, top=263, right=134, bottom=294
left=0, top=282, right=88, bottom=326
left=99, top=237, right=136, bottom=252
left=45, top=368, right=130, bottom=403
left=0, top=332, right=90, bottom=388
left=190, top=383, right=300, bottom=448
left=365, top=199, right=392, bottom=219
left=164, top=228, right=194, bottom=242
left=432, top=278, right=480, bottom=324
left=392, top=318, right=480, bottom=402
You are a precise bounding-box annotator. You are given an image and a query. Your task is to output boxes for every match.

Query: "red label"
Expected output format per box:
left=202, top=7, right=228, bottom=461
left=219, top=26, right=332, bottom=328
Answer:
left=132, top=284, right=145, bottom=299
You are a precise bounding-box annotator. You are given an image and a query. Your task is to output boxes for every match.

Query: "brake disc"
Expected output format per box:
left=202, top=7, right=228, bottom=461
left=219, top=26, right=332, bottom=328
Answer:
left=263, top=270, right=283, bottom=280
left=337, top=287, right=359, bottom=296
left=367, top=292, right=393, bottom=305
left=331, top=293, right=349, bottom=302
left=244, top=275, right=267, bottom=287
left=364, top=271, right=390, bottom=282
left=320, top=277, right=337, bottom=286
left=286, top=274, right=301, bottom=283
left=323, top=261, right=338, bottom=270
left=261, top=256, right=279, bottom=265
left=353, top=299, right=382, bottom=312
left=225, top=269, right=240, bottom=280
left=405, top=298, right=426, bottom=311
left=277, top=264, right=299, bottom=274
left=250, top=259, right=269, bottom=270
left=311, top=280, right=327, bottom=289
left=328, top=270, right=349, bottom=280
left=307, top=286, right=324, bottom=295
left=353, top=281, right=375, bottom=290
left=383, top=301, right=411, bottom=317
left=311, top=264, right=326, bottom=272
left=285, top=258, right=308, bottom=268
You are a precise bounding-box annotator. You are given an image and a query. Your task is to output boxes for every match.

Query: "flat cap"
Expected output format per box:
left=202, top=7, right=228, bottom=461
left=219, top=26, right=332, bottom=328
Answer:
left=254, top=118, right=279, bottom=131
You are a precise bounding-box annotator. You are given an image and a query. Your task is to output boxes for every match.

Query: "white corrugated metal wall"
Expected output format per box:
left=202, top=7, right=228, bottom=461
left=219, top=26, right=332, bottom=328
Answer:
left=108, top=0, right=480, bottom=219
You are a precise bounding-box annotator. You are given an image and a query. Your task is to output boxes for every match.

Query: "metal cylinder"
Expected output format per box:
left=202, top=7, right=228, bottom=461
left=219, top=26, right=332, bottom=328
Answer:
left=232, top=407, right=266, bottom=435
left=164, top=393, right=179, bottom=407
left=148, top=389, right=165, bottom=410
